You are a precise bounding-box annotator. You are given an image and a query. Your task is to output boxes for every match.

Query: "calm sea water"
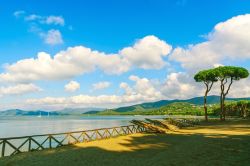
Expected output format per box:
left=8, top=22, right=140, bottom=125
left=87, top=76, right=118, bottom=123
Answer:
left=0, top=115, right=166, bottom=138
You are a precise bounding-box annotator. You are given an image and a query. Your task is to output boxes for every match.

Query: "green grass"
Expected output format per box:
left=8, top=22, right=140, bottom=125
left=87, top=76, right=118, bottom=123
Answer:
left=0, top=120, right=250, bottom=166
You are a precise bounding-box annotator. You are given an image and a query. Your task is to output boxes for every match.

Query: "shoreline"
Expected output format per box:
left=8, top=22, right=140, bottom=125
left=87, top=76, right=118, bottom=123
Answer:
left=1, top=119, right=249, bottom=166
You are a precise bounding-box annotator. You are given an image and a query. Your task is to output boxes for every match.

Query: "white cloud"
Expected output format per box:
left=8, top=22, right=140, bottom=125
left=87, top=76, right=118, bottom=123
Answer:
left=0, top=84, right=42, bottom=96
left=14, top=12, right=65, bottom=46
left=0, top=35, right=172, bottom=83
left=227, top=77, right=250, bottom=98
left=13, top=10, right=25, bottom=17
left=170, top=44, right=219, bottom=72
left=161, top=71, right=250, bottom=100
left=166, top=14, right=250, bottom=100
left=170, top=14, right=250, bottom=72
left=64, top=81, right=80, bottom=92
left=5, top=71, right=250, bottom=110
left=23, top=14, right=65, bottom=26
left=25, top=75, right=164, bottom=109
left=96, top=53, right=130, bottom=75
left=213, top=63, right=224, bottom=68
left=25, top=14, right=42, bottom=21
left=128, top=75, right=163, bottom=100
left=161, top=72, right=202, bottom=99
left=92, top=81, right=111, bottom=90
left=210, top=14, right=250, bottom=59
left=120, top=35, right=172, bottom=69
left=45, top=16, right=64, bottom=26
left=119, top=82, right=133, bottom=95
left=40, top=29, right=63, bottom=45
left=0, top=48, right=96, bottom=83
left=5, top=14, right=250, bottom=109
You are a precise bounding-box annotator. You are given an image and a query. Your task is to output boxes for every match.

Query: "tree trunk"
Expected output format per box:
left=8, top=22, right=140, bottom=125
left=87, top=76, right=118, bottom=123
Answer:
left=203, top=82, right=213, bottom=122
left=222, top=95, right=226, bottom=121
left=220, top=91, right=223, bottom=121
left=221, top=97, right=225, bottom=121
left=204, top=93, right=208, bottom=121
left=222, top=77, right=233, bottom=121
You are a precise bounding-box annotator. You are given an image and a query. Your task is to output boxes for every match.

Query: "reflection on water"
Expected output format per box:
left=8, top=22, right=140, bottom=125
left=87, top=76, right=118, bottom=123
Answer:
left=0, top=115, right=166, bottom=138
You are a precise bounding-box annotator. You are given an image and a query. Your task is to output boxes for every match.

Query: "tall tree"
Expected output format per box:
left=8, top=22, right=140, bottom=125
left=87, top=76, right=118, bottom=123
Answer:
left=214, top=66, right=249, bottom=121
left=194, top=69, right=217, bottom=121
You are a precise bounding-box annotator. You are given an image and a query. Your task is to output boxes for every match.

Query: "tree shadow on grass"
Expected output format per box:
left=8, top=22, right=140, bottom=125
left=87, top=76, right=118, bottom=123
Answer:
left=0, top=130, right=250, bottom=166
left=185, top=119, right=250, bottom=132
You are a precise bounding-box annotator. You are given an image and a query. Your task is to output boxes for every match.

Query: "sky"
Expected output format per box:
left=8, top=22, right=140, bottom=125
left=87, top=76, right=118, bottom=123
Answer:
left=0, top=0, right=250, bottom=110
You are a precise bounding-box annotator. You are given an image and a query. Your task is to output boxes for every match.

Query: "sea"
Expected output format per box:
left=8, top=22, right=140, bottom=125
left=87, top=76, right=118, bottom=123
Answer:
left=0, top=115, right=166, bottom=138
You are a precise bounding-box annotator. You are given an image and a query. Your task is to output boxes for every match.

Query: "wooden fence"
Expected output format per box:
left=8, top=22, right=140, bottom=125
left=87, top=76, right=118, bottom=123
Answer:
left=0, top=125, right=146, bottom=158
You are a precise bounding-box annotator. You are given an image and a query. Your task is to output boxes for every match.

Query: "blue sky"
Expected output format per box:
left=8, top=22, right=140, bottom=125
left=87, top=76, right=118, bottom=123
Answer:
left=0, top=0, right=250, bottom=110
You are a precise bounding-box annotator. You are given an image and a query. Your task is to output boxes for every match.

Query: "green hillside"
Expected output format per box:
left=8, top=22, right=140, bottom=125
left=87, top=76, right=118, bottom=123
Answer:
left=56, top=108, right=104, bottom=115
left=96, top=102, right=217, bottom=116
left=1, top=96, right=249, bottom=116
left=138, top=95, right=250, bottom=108
left=92, top=96, right=250, bottom=116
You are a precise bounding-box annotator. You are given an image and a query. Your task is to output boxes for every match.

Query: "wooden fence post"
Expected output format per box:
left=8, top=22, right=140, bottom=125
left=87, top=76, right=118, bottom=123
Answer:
left=28, top=137, right=31, bottom=151
left=1, top=139, right=5, bottom=157
left=49, top=135, right=52, bottom=148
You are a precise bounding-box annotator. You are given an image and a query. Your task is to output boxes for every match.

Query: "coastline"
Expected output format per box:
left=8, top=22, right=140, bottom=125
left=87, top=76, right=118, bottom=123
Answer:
left=1, top=119, right=249, bottom=166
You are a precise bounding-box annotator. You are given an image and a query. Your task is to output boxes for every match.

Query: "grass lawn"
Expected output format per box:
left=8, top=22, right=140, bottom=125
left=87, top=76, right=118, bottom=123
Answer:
left=0, top=119, right=250, bottom=166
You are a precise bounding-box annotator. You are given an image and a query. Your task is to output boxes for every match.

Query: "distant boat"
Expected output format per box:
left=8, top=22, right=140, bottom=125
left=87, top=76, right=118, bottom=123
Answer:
left=37, top=111, right=42, bottom=118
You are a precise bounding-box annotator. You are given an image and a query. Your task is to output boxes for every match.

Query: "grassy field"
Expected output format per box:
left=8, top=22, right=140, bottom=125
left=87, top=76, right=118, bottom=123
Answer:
left=0, top=119, right=250, bottom=166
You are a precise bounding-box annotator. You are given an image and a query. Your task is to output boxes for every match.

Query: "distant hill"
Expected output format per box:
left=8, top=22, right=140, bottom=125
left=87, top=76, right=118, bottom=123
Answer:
left=0, top=96, right=249, bottom=116
left=97, top=95, right=250, bottom=115
left=0, top=109, right=61, bottom=116
left=0, top=108, right=105, bottom=116
left=126, top=95, right=250, bottom=110
left=55, top=108, right=105, bottom=115
left=83, top=110, right=101, bottom=115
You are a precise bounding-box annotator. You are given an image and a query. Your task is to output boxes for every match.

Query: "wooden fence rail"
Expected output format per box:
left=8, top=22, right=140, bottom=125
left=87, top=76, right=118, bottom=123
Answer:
left=0, top=125, right=146, bottom=158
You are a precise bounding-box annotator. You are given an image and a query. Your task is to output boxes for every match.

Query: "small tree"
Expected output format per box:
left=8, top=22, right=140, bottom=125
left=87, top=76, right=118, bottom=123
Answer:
left=194, top=69, right=217, bottom=121
left=237, top=100, right=250, bottom=118
left=214, top=66, right=249, bottom=121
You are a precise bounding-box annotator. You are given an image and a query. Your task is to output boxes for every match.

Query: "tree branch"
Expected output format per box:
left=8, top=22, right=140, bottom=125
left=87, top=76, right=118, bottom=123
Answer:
left=220, top=79, right=225, bottom=94
left=223, top=78, right=228, bottom=85
left=204, top=82, right=209, bottom=95
left=208, top=81, right=214, bottom=92
left=225, top=77, right=233, bottom=96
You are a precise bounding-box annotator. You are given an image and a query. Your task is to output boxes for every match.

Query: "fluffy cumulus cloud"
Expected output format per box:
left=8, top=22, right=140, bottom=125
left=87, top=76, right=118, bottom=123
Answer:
left=92, top=81, right=111, bottom=90
left=3, top=14, right=250, bottom=110
left=127, top=75, right=162, bottom=100
left=161, top=72, right=250, bottom=100
left=0, top=35, right=172, bottom=83
left=170, top=14, right=250, bottom=72
left=161, top=72, right=202, bottom=99
left=0, top=84, right=42, bottom=97
left=26, top=75, right=164, bottom=109
left=165, top=14, right=250, bottom=100
left=64, top=81, right=80, bottom=92
left=40, top=29, right=64, bottom=45
left=228, top=77, right=250, bottom=98
left=12, top=70, right=250, bottom=110
left=120, top=35, right=172, bottom=69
